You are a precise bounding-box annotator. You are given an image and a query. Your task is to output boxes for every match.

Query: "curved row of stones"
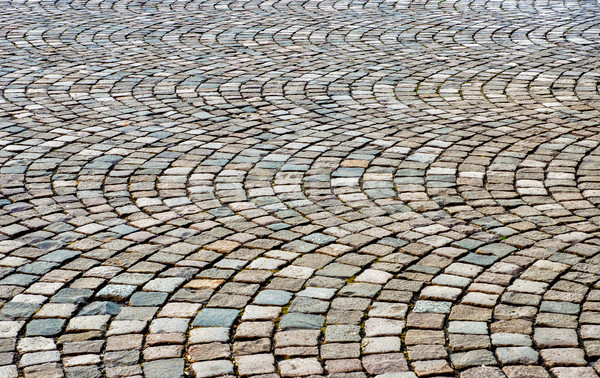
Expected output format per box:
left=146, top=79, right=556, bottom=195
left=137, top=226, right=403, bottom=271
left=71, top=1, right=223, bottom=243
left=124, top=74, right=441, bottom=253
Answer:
left=1, top=0, right=600, bottom=377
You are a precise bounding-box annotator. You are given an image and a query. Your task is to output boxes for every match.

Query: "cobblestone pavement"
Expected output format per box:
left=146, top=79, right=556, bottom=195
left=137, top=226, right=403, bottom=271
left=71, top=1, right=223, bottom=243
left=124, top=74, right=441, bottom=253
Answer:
left=1, top=0, right=600, bottom=377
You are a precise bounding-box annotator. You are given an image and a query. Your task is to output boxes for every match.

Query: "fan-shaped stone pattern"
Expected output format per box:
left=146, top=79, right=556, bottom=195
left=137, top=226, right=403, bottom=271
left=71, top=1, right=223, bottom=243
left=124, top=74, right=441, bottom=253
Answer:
left=1, top=0, right=600, bottom=377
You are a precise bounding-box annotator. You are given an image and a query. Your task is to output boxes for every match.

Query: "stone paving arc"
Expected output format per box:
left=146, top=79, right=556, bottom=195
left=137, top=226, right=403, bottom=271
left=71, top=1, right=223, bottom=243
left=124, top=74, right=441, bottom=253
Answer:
left=1, top=0, right=600, bottom=377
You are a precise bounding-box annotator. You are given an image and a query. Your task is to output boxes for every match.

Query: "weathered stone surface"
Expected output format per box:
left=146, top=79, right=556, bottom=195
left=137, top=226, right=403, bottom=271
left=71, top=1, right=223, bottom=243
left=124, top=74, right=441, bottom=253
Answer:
left=2, top=1, right=600, bottom=376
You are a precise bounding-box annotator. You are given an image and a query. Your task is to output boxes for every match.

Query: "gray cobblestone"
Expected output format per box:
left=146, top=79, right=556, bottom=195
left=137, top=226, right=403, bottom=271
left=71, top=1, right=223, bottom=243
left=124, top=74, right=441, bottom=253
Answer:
left=0, top=0, right=599, bottom=376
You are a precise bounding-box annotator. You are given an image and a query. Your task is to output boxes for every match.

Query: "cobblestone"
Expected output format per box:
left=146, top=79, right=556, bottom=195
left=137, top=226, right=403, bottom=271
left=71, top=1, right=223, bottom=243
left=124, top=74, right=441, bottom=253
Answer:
left=0, top=0, right=599, bottom=376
